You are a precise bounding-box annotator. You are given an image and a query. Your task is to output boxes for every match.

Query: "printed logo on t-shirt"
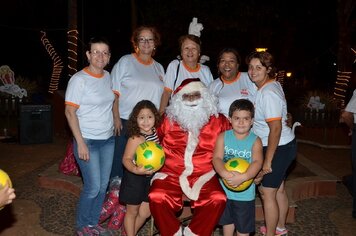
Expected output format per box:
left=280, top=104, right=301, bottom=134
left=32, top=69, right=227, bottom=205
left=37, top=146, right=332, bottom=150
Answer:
left=240, top=89, right=249, bottom=96
left=224, top=146, right=251, bottom=159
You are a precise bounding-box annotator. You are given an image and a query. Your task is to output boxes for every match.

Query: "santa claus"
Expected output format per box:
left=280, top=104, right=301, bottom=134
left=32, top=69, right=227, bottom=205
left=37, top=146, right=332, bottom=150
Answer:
left=149, top=78, right=231, bottom=236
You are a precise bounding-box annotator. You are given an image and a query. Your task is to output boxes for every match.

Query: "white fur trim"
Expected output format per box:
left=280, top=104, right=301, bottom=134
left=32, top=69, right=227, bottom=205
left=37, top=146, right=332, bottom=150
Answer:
left=183, top=226, right=198, bottom=236
left=176, top=81, right=204, bottom=96
left=179, top=132, right=216, bottom=200
left=174, top=226, right=183, bottom=236
left=150, top=172, right=168, bottom=185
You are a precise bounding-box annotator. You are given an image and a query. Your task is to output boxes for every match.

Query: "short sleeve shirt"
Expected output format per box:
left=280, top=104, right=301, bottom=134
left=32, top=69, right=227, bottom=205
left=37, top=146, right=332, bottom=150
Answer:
left=208, top=72, right=257, bottom=117
left=111, top=54, right=164, bottom=119
left=65, top=68, right=115, bottom=139
left=163, top=60, right=213, bottom=92
left=345, top=89, right=356, bottom=122
left=252, top=80, right=294, bottom=146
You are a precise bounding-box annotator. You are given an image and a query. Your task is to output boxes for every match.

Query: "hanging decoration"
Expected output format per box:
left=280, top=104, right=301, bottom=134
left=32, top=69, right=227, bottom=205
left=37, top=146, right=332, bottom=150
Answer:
left=352, top=48, right=356, bottom=64
left=333, top=48, right=355, bottom=108
left=67, top=29, right=78, bottom=78
left=40, top=31, right=64, bottom=94
left=333, top=70, right=351, bottom=108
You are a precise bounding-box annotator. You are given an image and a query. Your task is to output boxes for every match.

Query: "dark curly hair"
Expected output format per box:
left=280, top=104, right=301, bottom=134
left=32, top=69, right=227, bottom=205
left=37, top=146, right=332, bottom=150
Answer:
left=127, top=100, right=161, bottom=138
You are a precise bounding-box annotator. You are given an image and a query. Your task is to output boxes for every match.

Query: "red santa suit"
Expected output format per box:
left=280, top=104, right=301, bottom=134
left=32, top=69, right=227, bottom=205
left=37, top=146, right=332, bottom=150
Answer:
left=149, top=79, right=231, bottom=236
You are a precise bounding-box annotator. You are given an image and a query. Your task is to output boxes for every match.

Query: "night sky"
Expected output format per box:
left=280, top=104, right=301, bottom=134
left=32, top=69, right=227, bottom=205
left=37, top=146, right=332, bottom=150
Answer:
left=0, top=0, right=345, bottom=92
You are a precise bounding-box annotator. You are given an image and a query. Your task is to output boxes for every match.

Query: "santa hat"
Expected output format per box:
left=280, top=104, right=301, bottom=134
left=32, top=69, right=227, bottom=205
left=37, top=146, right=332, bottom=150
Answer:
left=173, top=78, right=205, bottom=96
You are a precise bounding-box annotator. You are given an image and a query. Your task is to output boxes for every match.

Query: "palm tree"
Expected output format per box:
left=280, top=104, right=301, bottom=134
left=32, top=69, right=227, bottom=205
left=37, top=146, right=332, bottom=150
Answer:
left=333, top=0, right=355, bottom=107
left=67, top=0, right=78, bottom=79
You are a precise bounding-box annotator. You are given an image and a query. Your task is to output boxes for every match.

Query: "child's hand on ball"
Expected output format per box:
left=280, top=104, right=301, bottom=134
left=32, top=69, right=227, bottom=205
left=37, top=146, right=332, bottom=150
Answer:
left=135, top=165, right=154, bottom=176
left=0, top=181, right=15, bottom=209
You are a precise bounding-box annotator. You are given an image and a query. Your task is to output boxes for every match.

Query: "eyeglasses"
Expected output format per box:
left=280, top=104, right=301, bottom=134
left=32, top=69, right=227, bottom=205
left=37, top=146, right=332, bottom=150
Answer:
left=90, top=50, right=111, bottom=57
left=138, top=37, right=155, bottom=44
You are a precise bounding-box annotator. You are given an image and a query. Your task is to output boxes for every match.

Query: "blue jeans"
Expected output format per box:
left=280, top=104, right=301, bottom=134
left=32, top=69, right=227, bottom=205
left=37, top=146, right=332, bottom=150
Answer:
left=110, top=119, right=128, bottom=179
left=73, top=136, right=115, bottom=229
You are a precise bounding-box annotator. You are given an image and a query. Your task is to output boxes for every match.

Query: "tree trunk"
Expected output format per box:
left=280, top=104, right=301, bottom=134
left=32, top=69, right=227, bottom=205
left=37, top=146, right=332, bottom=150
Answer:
left=333, top=0, right=355, bottom=107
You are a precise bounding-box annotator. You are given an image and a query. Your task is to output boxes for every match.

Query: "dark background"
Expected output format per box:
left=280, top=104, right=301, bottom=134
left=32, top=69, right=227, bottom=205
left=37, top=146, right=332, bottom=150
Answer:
left=0, top=0, right=352, bottom=94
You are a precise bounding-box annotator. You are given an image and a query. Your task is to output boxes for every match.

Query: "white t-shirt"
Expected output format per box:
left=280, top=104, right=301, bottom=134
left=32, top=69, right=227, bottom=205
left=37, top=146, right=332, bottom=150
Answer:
left=111, top=53, right=165, bottom=119
left=163, top=59, right=213, bottom=92
left=208, top=72, right=257, bottom=117
left=345, top=89, right=356, bottom=122
left=65, top=68, right=115, bottom=139
left=252, top=80, right=294, bottom=146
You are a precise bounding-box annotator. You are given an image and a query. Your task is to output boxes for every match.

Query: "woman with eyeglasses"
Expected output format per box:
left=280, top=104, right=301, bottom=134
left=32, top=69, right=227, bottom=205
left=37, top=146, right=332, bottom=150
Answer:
left=110, top=26, right=164, bottom=180
left=65, top=36, right=115, bottom=235
left=158, top=34, right=214, bottom=114
left=208, top=48, right=257, bottom=117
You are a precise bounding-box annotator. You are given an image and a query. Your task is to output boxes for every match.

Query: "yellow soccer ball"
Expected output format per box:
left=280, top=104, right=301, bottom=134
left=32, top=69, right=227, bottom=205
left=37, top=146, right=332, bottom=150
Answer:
left=0, top=169, right=12, bottom=210
left=135, top=141, right=165, bottom=172
left=223, top=157, right=253, bottom=192
left=0, top=169, right=12, bottom=188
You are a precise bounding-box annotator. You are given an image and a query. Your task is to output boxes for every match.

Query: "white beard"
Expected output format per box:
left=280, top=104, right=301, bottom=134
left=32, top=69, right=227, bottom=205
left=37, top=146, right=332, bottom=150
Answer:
left=167, top=88, right=218, bottom=137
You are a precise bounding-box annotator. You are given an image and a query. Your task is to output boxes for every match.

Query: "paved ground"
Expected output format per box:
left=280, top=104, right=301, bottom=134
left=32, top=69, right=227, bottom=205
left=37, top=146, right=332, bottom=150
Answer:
left=0, top=127, right=355, bottom=236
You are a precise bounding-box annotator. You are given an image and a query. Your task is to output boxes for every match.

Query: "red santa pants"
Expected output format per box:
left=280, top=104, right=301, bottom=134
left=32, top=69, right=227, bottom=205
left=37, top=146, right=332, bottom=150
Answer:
left=149, top=175, right=226, bottom=236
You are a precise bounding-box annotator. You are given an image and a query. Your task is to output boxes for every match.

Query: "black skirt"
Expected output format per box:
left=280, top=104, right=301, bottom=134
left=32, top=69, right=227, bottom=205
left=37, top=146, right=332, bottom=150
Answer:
left=119, top=169, right=152, bottom=205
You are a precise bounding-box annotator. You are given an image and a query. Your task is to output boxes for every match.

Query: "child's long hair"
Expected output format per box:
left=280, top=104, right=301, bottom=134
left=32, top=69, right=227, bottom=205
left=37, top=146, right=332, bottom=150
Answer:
left=127, top=100, right=161, bottom=138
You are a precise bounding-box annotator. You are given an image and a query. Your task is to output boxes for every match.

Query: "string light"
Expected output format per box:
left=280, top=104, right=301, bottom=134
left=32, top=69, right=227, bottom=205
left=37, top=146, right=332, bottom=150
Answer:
left=67, top=29, right=78, bottom=78
left=255, top=48, right=268, bottom=52
left=40, top=31, right=64, bottom=94
left=333, top=70, right=351, bottom=107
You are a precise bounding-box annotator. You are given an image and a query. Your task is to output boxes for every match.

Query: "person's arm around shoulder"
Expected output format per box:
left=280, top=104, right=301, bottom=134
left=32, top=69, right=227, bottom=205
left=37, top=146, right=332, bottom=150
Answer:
left=206, top=65, right=214, bottom=84
left=112, top=94, right=122, bottom=135
left=0, top=182, right=15, bottom=208
left=340, top=110, right=354, bottom=130
left=340, top=90, right=356, bottom=133
left=263, top=119, right=282, bottom=174
left=65, top=105, right=89, bottom=161
left=159, top=89, right=172, bottom=115
left=111, top=56, right=128, bottom=129
left=245, top=136, right=263, bottom=178
left=252, top=137, right=264, bottom=184
left=158, top=60, right=177, bottom=115
left=122, top=136, right=154, bottom=176
left=213, top=132, right=233, bottom=180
